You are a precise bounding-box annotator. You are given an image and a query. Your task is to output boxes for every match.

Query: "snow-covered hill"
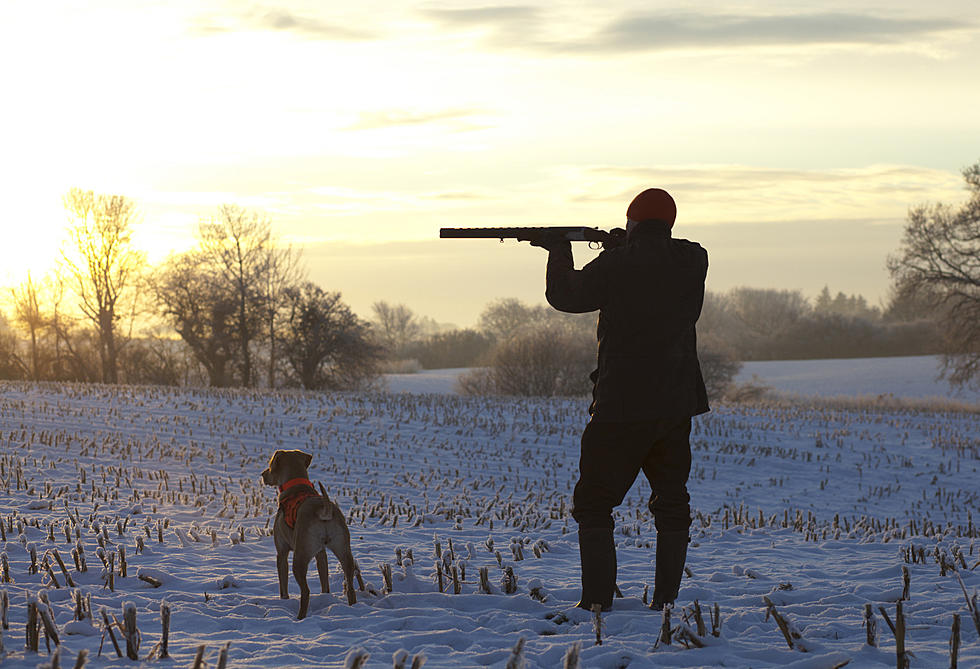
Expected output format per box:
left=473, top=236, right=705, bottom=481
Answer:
left=384, top=356, right=980, bottom=406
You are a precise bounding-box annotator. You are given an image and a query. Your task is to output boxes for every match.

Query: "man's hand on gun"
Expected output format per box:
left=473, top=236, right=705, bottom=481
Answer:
left=525, top=229, right=572, bottom=251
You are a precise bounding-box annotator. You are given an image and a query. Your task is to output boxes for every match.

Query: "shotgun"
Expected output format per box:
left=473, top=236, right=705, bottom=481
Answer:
left=439, top=227, right=625, bottom=249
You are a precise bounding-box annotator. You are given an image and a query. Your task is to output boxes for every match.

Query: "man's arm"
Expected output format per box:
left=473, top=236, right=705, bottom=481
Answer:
left=543, top=240, right=607, bottom=313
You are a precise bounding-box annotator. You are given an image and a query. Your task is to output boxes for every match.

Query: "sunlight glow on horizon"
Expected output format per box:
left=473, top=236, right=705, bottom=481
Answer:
left=1, top=1, right=978, bottom=324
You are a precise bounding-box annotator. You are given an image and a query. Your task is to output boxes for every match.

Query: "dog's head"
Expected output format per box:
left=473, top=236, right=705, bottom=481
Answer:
left=261, top=449, right=313, bottom=487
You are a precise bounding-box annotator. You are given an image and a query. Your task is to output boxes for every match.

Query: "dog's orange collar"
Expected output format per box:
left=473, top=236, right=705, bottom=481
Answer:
left=279, top=477, right=313, bottom=493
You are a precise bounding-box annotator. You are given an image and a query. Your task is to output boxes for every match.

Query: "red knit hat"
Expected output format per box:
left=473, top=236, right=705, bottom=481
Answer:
left=626, top=188, right=676, bottom=227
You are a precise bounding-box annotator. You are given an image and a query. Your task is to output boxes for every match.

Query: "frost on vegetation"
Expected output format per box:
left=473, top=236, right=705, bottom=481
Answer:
left=0, top=383, right=977, bottom=667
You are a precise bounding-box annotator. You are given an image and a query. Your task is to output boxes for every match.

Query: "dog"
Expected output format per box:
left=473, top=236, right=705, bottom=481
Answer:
left=261, top=449, right=357, bottom=619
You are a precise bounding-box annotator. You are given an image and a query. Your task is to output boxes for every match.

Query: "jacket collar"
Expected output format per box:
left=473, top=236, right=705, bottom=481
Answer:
left=628, top=219, right=672, bottom=241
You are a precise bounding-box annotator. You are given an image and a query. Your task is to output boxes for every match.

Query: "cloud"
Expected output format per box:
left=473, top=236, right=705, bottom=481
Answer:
left=346, top=108, right=489, bottom=131
left=192, top=7, right=375, bottom=40
left=562, top=163, right=968, bottom=225
left=419, top=7, right=972, bottom=55
left=577, top=12, right=969, bottom=54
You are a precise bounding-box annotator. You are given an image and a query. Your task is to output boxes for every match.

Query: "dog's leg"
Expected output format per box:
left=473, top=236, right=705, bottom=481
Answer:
left=292, top=550, right=313, bottom=620
left=329, top=542, right=358, bottom=606
left=277, top=551, right=291, bottom=599
left=315, top=550, right=330, bottom=594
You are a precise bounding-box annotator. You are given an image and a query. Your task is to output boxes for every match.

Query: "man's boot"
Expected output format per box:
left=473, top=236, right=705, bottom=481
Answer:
left=650, top=530, right=688, bottom=610
left=575, top=527, right=616, bottom=612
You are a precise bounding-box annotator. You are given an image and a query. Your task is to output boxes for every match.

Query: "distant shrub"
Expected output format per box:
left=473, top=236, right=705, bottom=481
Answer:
left=697, top=334, right=743, bottom=402
left=724, top=375, right=773, bottom=403
left=458, top=325, right=593, bottom=397
left=407, top=329, right=494, bottom=370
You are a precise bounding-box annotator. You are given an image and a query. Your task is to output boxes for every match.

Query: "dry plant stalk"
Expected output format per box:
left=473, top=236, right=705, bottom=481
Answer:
left=864, top=603, right=877, bottom=647
left=763, top=596, right=805, bottom=652
left=658, top=605, right=672, bottom=646
left=562, top=641, right=581, bottom=669
left=950, top=613, right=960, bottom=669
left=592, top=604, right=603, bottom=646
left=123, top=603, right=139, bottom=660
left=99, top=608, right=122, bottom=658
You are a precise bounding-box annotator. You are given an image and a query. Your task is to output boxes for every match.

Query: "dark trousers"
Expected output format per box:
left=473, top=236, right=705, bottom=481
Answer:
left=572, top=417, right=693, bottom=533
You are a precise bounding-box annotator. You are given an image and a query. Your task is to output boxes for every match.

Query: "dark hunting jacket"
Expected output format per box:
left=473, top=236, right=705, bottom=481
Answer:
left=545, top=220, right=709, bottom=422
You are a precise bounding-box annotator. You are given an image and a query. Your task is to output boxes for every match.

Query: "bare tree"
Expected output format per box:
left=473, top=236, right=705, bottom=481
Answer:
left=9, top=272, right=45, bottom=380
left=0, top=311, right=24, bottom=380
left=198, top=205, right=271, bottom=387
left=888, top=161, right=980, bottom=387
left=263, top=241, right=304, bottom=388
left=152, top=251, right=239, bottom=387
left=282, top=283, right=383, bottom=390
left=62, top=188, right=145, bottom=383
left=371, top=301, right=421, bottom=358
left=478, top=298, right=547, bottom=341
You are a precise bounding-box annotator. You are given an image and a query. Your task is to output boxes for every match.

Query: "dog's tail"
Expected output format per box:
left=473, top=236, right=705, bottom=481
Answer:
left=317, top=482, right=334, bottom=521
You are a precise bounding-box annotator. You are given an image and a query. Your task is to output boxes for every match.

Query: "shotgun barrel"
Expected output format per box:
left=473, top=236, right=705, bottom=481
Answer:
left=439, top=226, right=616, bottom=244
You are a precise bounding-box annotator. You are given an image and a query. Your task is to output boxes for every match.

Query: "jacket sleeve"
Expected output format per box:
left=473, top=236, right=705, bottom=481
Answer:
left=545, top=241, right=607, bottom=313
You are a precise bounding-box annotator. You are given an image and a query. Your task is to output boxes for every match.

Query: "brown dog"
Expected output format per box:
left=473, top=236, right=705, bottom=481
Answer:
left=261, top=449, right=357, bottom=619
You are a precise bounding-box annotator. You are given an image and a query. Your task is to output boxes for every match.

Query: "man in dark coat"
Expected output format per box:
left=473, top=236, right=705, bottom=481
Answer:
left=536, top=188, right=709, bottom=612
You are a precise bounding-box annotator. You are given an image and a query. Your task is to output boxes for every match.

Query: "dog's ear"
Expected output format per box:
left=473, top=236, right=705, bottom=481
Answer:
left=268, top=451, right=282, bottom=473
left=301, top=451, right=313, bottom=469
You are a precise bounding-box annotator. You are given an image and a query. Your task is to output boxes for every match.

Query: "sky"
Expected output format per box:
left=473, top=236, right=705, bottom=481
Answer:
left=1, top=0, right=978, bottom=327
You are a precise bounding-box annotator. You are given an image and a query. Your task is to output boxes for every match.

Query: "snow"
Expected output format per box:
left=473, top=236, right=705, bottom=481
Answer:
left=0, top=375, right=977, bottom=668
left=385, top=356, right=980, bottom=405
left=735, top=355, right=980, bottom=404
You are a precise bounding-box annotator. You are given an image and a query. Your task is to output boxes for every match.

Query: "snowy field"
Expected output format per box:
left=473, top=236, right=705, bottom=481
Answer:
left=0, top=378, right=978, bottom=668
left=384, top=356, right=980, bottom=405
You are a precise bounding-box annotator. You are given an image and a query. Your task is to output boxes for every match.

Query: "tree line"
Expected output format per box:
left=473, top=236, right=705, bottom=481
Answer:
left=1, top=158, right=977, bottom=395
left=0, top=192, right=383, bottom=390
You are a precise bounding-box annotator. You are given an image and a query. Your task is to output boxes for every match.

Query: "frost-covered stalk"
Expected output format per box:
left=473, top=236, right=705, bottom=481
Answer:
left=592, top=604, right=603, bottom=646
left=51, top=549, right=76, bottom=588
left=901, top=566, right=910, bottom=600
left=73, top=647, right=88, bottom=668
left=119, top=546, right=127, bottom=578
left=26, top=597, right=40, bottom=652
left=954, top=572, right=980, bottom=635
left=190, top=644, right=206, bottom=668
left=159, top=600, right=171, bottom=659
left=712, top=602, right=722, bottom=637
left=344, top=647, right=370, bottom=668
left=1, top=552, right=9, bottom=583
left=864, top=604, right=877, bottom=647
left=37, top=592, right=60, bottom=646
left=216, top=641, right=231, bottom=669
left=478, top=567, right=492, bottom=594
left=505, top=637, right=526, bottom=669
left=692, top=600, right=706, bottom=637
left=380, top=563, right=393, bottom=593
left=895, top=601, right=909, bottom=669
left=562, top=641, right=581, bottom=669
left=122, top=602, right=138, bottom=660
left=658, top=605, right=671, bottom=645
left=951, top=613, right=960, bottom=669
left=1, top=588, right=8, bottom=630
left=99, top=608, right=122, bottom=658
left=42, top=557, right=61, bottom=588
